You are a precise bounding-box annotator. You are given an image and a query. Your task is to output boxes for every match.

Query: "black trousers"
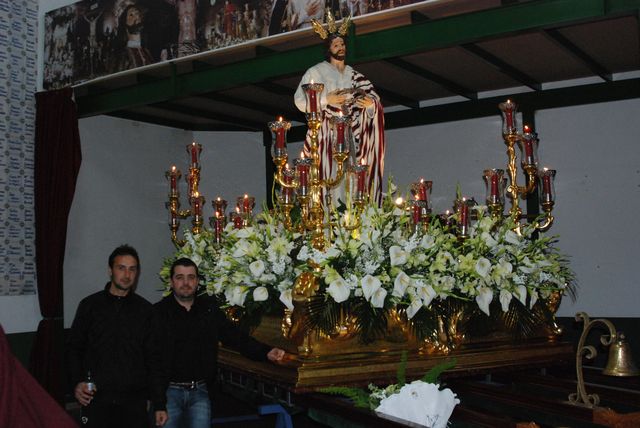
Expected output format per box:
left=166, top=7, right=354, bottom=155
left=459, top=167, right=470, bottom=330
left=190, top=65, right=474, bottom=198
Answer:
left=81, top=395, right=148, bottom=428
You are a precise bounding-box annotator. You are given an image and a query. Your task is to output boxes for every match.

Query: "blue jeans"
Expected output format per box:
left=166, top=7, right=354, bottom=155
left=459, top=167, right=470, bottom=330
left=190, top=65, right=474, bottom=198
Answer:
left=165, top=384, right=211, bottom=428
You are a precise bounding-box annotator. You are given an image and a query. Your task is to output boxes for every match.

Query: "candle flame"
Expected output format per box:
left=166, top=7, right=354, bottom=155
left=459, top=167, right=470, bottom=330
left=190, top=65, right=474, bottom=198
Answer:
left=395, top=197, right=403, bottom=206
left=171, top=165, right=176, bottom=172
left=278, top=116, right=283, bottom=122
left=420, top=178, right=424, bottom=184
left=236, top=207, right=240, bottom=213
left=216, top=197, right=221, bottom=201
left=310, top=79, right=314, bottom=84
left=524, top=125, right=531, bottom=133
left=194, top=191, right=200, bottom=198
left=300, top=151, right=305, bottom=159
left=360, top=158, right=366, bottom=166
left=445, top=210, right=450, bottom=215
left=244, top=194, right=248, bottom=199
left=215, top=211, right=219, bottom=217
left=338, top=110, right=343, bottom=117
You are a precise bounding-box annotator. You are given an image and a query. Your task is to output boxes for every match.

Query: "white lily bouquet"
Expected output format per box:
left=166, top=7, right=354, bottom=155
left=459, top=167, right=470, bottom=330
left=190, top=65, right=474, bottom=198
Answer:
left=161, top=184, right=574, bottom=342
left=319, top=353, right=459, bottom=428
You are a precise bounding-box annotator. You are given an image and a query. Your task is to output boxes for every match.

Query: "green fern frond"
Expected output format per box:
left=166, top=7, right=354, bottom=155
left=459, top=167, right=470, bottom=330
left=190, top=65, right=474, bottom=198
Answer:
left=397, top=351, right=408, bottom=387
left=317, top=386, right=371, bottom=408
left=421, top=358, right=457, bottom=384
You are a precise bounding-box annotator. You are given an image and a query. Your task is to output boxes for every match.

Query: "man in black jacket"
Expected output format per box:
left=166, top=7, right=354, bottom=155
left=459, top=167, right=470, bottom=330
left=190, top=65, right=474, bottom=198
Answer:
left=152, top=257, right=285, bottom=428
left=68, top=244, right=154, bottom=428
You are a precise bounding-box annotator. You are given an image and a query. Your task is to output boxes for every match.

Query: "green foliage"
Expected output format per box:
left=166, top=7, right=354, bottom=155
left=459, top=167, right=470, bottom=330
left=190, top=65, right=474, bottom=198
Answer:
left=422, top=358, right=457, bottom=384
left=317, top=386, right=371, bottom=409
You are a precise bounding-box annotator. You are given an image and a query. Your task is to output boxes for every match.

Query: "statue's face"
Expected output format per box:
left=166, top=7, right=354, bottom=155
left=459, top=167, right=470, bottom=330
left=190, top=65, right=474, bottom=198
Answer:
left=126, top=7, right=142, bottom=27
left=329, top=37, right=346, bottom=61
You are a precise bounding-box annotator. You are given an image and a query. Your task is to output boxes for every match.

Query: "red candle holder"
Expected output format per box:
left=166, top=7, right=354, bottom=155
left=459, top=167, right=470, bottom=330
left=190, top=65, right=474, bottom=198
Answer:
left=411, top=179, right=432, bottom=209
left=294, top=157, right=312, bottom=197
left=210, top=216, right=224, bottom=243
left=330, top=113, right=352, bottom=156
left=165, top=166, right=181, bottom=196
left=212, top=197, right=227, bottom=219
left=498, top=100, right=517, bottom=135
left=280, top=168, right=296, bottom=205
left=455, top=198, right=471, bottom=237
left=302, top=82, right=324, bottom=121
left=187, top=142, right=202, bottom=167
left=483, top=169, right=506, bottom=205
left=350, top=163, right=369, bottom=202
left=237, top=194, right=255, bottom=215
left=519, top=126, right=538, bottom=167
left=230, top=210, right=243, bottom=229
left=191, top=192, right=204, bottom=217
left=269, top=117, right=291, bottom=159
left=539, top=168, right=556, bottom=204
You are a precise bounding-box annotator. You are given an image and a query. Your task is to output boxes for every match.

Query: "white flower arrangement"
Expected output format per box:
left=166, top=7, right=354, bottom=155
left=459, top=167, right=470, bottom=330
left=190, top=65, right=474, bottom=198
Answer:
left=161, top=188, right=574, bottom=341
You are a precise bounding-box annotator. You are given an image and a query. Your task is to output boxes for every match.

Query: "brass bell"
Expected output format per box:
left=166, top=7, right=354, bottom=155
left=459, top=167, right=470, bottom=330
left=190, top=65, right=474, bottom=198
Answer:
left=603, top=332, right=639, bottom=377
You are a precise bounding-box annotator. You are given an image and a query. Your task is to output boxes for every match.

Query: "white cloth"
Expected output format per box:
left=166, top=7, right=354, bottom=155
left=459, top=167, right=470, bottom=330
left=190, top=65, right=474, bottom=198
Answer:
left=375, top=381, right=460, bottom=428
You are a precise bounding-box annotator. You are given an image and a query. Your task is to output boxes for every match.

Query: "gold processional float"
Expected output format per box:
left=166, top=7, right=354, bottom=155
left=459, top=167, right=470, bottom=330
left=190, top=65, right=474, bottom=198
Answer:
left=164, top=91, right=575, bottom=391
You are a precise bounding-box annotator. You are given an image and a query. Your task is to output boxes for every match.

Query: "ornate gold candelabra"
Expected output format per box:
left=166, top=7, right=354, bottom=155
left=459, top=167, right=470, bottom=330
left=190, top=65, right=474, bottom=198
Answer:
left=270, top=83, right=368, bottom=250
left=165, top=142, right=204, bottom=246
left=495, top=100, right=556, bottom=234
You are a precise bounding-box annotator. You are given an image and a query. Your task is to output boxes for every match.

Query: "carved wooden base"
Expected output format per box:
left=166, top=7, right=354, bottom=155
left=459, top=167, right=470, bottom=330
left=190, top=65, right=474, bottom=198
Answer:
left=219, top=339, right=574, bottom=392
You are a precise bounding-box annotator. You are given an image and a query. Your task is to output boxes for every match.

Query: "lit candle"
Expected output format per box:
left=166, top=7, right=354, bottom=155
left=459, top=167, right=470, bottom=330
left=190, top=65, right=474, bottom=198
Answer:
left=213, top=197, right=227, bottom=219
left=336, top=112, right=345, bottom=150
left=523, top=125, right=534, bottom=162
left=490, top=174, right=499, bottom=198
left=192, top=192, right=202, bottom=217
left=356, top=164, right=367, bottom=193
left=232, top=208, right=243, bottom=229
left=275, top=117, right=285, bottom=149
left=504, top=100, right=514, bottom=129
left=170, top=166, right=177, bottom=191
left=296, top=158, right=310, bottom=190
left=459, top=199, right=469, bottom=229
left=242, top=194, right=250, bottom=213
left=190, top=142, right=199, bottom=165
left=308, top=80, right=317, bottom=114
left=418, top=179, right=427, bottom=201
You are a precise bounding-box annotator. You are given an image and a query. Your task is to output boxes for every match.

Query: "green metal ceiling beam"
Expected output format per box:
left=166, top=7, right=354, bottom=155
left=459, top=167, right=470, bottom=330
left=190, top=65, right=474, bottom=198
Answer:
left=76, top=0, right=640, bottom=118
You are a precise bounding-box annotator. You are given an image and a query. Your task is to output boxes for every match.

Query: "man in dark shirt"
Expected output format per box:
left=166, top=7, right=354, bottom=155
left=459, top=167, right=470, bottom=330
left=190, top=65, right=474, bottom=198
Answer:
left=152, top=257, right=286, bottom=428
left=68, top=244, right=154, bottom=428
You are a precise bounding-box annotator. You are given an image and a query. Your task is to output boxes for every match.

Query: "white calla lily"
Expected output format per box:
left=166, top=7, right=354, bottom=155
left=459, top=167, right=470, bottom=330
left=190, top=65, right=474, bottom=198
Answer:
left=361, top=274, right=382, bottom=301
left=475, top=287, right=493, bottom=316
left=327, top=278, right=351, bottom=303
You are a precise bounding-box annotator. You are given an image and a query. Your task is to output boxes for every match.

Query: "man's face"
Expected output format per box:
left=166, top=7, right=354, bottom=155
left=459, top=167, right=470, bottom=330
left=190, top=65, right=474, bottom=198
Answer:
left=109, top=255, right=138, bottom=292
left=171, top=265, right=198, bottom=301
left=329, top=37, right=346, bottom=61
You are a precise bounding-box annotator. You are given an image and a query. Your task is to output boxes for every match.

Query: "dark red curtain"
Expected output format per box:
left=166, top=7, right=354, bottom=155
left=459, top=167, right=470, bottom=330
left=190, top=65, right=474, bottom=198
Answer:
left=30, top=87, right=82, bottom=403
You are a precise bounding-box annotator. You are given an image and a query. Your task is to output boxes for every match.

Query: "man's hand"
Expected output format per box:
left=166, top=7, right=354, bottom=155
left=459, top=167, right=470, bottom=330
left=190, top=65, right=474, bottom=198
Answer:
left=267, top=347, right=286, bottom=362
left=155, top=410, right=169, bottom=426
left=74, top=382, right=96, bottom=406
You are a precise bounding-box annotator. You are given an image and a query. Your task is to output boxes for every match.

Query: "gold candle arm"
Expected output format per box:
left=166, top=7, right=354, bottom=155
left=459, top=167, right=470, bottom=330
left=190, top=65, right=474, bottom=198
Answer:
left=274, top=165, right=300, bottom=189
left=321, top=153, right=349, bottom=189
left=568, top=312, right=618, bottom=408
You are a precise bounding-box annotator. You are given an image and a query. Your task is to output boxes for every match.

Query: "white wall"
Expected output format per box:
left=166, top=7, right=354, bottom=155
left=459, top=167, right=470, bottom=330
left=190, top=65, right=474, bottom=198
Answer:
left=64, top=116, right=191, bottom=325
